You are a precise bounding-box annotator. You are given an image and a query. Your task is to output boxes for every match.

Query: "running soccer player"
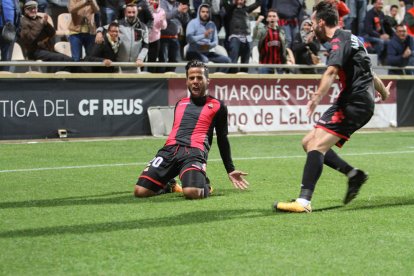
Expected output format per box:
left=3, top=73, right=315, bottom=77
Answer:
left=134, top=60, right=249, bottom=199
left=274, top=1, right=391, bottom=213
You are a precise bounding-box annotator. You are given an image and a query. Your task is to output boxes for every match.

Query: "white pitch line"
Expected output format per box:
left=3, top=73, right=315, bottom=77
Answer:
left=1, top=150, right=414, bottom=174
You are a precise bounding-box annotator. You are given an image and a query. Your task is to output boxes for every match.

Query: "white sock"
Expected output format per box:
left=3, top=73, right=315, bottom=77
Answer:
left=296, top=198, right=310, bottom=206
left=347, top=168, right=358, bottom=178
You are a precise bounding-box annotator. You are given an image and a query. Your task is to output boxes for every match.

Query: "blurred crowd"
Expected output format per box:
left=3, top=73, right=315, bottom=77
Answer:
left=1, top=0, right=413, bottom=74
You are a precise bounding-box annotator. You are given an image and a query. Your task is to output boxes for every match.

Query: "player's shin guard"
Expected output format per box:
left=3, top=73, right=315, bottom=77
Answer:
left=324, top=149, right=353, bottom=175
left=299, top=150, right=324, bottom=200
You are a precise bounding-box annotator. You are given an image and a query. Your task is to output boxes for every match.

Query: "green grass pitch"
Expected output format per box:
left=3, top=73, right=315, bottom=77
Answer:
left=0, top=130, right=413, bottom=275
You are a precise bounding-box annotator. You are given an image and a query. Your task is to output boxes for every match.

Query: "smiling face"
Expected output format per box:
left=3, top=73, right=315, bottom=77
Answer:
left=186, top=67, right=209, bottom=98
left=124, top=5, right=138, bottom=23
left=396, top=25, right=408, bottom=41
left=108, top=25, right=119, bottom=41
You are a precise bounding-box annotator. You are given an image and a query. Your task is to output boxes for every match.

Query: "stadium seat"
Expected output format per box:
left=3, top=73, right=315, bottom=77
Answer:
left=214, top=45, right=228, bottom=57
left=251, top=46, right=259, bottom=63
left=54, top=41, right=72, bottom=57
left=183, top=44, right=189, bottom=59
left=56, top=13, right=72, bottom=37
left=147, top=106, right=175, bottom=136
left=11, top=43, right=25, bottom=61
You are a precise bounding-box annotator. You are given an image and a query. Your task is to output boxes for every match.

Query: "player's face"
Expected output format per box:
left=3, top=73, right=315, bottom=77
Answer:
left=311, top=11, right=327, bottom=43
left=186, top=67, right=209, bottom=98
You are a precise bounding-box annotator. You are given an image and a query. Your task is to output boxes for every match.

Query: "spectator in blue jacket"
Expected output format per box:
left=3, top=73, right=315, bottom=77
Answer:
left=0, top=0, right=21, bottom=71
left=386, top=24, right=414, bottom=75
left=185, top=4, right=230, bottom=72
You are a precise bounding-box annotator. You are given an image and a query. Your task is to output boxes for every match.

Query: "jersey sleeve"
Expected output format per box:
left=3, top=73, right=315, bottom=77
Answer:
left=215, top=102, right=235, bottom=173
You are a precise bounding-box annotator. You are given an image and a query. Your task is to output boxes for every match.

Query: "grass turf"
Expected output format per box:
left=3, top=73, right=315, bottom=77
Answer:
left=0, top=131, right=413, bottom=275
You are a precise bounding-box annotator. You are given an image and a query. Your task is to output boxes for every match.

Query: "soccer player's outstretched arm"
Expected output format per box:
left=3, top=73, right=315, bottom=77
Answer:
left=215, top=104, right=249, bottom=190
left=372, top=72, right=391, bottom=101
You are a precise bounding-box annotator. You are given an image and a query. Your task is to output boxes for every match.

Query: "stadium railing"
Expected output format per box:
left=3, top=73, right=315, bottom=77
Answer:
left=0, top=61, right=413, bottom=74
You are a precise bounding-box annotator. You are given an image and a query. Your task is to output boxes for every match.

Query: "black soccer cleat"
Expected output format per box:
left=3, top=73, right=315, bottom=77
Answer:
left=344, top=169, right=368, bottom=205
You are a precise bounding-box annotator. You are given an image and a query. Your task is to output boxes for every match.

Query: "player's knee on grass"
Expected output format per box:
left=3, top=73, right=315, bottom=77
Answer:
left=134, top=178, right=160, bottom=197
left=181, top=170, right=208, bottom=199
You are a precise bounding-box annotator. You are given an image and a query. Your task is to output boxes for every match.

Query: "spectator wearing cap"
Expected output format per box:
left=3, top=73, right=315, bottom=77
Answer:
left=0, top=0, right=21, bottom=71
left=19, top=0, right=74, bottom=72
left=68, top=0, right=100, bottom=61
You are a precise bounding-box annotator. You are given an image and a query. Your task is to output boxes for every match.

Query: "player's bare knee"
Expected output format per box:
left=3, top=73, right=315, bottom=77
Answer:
left=183, top=187, right=205, bottom=199
left=134, top=185, right=156, bottom=198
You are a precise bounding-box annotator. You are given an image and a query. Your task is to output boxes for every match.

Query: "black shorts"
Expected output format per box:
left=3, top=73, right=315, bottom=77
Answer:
left=316, top=98, right=374, bottom=147
left=137, top=145, right=207, bottom=191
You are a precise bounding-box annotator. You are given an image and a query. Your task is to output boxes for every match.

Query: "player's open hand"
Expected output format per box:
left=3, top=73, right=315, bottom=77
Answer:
left=382, top=81, right=392, bottom=101
left=306, top=91, right=322, bottom=117
left=228, top=170, right=249, bottom=190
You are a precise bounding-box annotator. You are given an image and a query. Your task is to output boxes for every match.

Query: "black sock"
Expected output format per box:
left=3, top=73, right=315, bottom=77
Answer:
left=300, top=150, right=324, bottom=200
left=324, top=149, right=353, bottom=175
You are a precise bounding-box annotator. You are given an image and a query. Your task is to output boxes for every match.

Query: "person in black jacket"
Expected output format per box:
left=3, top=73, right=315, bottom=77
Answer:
left=292, top=18, right=321, bottom=74
left=86, top=21, right=120, bottom=72
left=224, top=0, right=261, bottom=73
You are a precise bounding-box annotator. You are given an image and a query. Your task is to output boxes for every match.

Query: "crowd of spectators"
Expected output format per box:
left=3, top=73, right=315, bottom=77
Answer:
left=1, top=0, right=414, bottom=74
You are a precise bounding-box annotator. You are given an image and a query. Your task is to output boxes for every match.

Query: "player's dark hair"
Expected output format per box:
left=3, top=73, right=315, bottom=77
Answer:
left=313, top=1, right=338, bottom=27
left=185, top=60, right=209, bottom=79
left=390, top=4, right=398, bottom=10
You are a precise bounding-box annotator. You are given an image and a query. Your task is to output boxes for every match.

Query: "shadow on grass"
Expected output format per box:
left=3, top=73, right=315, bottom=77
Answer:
left=0, top=208, right=272, bottom=239
left=0, top=188, right=245, bottom=209
left=313, top=195, right=414, bottom=212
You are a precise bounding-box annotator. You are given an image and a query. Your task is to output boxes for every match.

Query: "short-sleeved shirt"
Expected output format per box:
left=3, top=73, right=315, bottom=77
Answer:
left=327, top=29, right=375, bottom=110
left=316, top=29, right=376, bottom=147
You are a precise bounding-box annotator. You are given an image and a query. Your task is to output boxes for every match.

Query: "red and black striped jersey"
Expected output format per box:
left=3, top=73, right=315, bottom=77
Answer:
left=165, top=95, right=235, bottom=173
left=259, top=27, right=282, bottom=65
